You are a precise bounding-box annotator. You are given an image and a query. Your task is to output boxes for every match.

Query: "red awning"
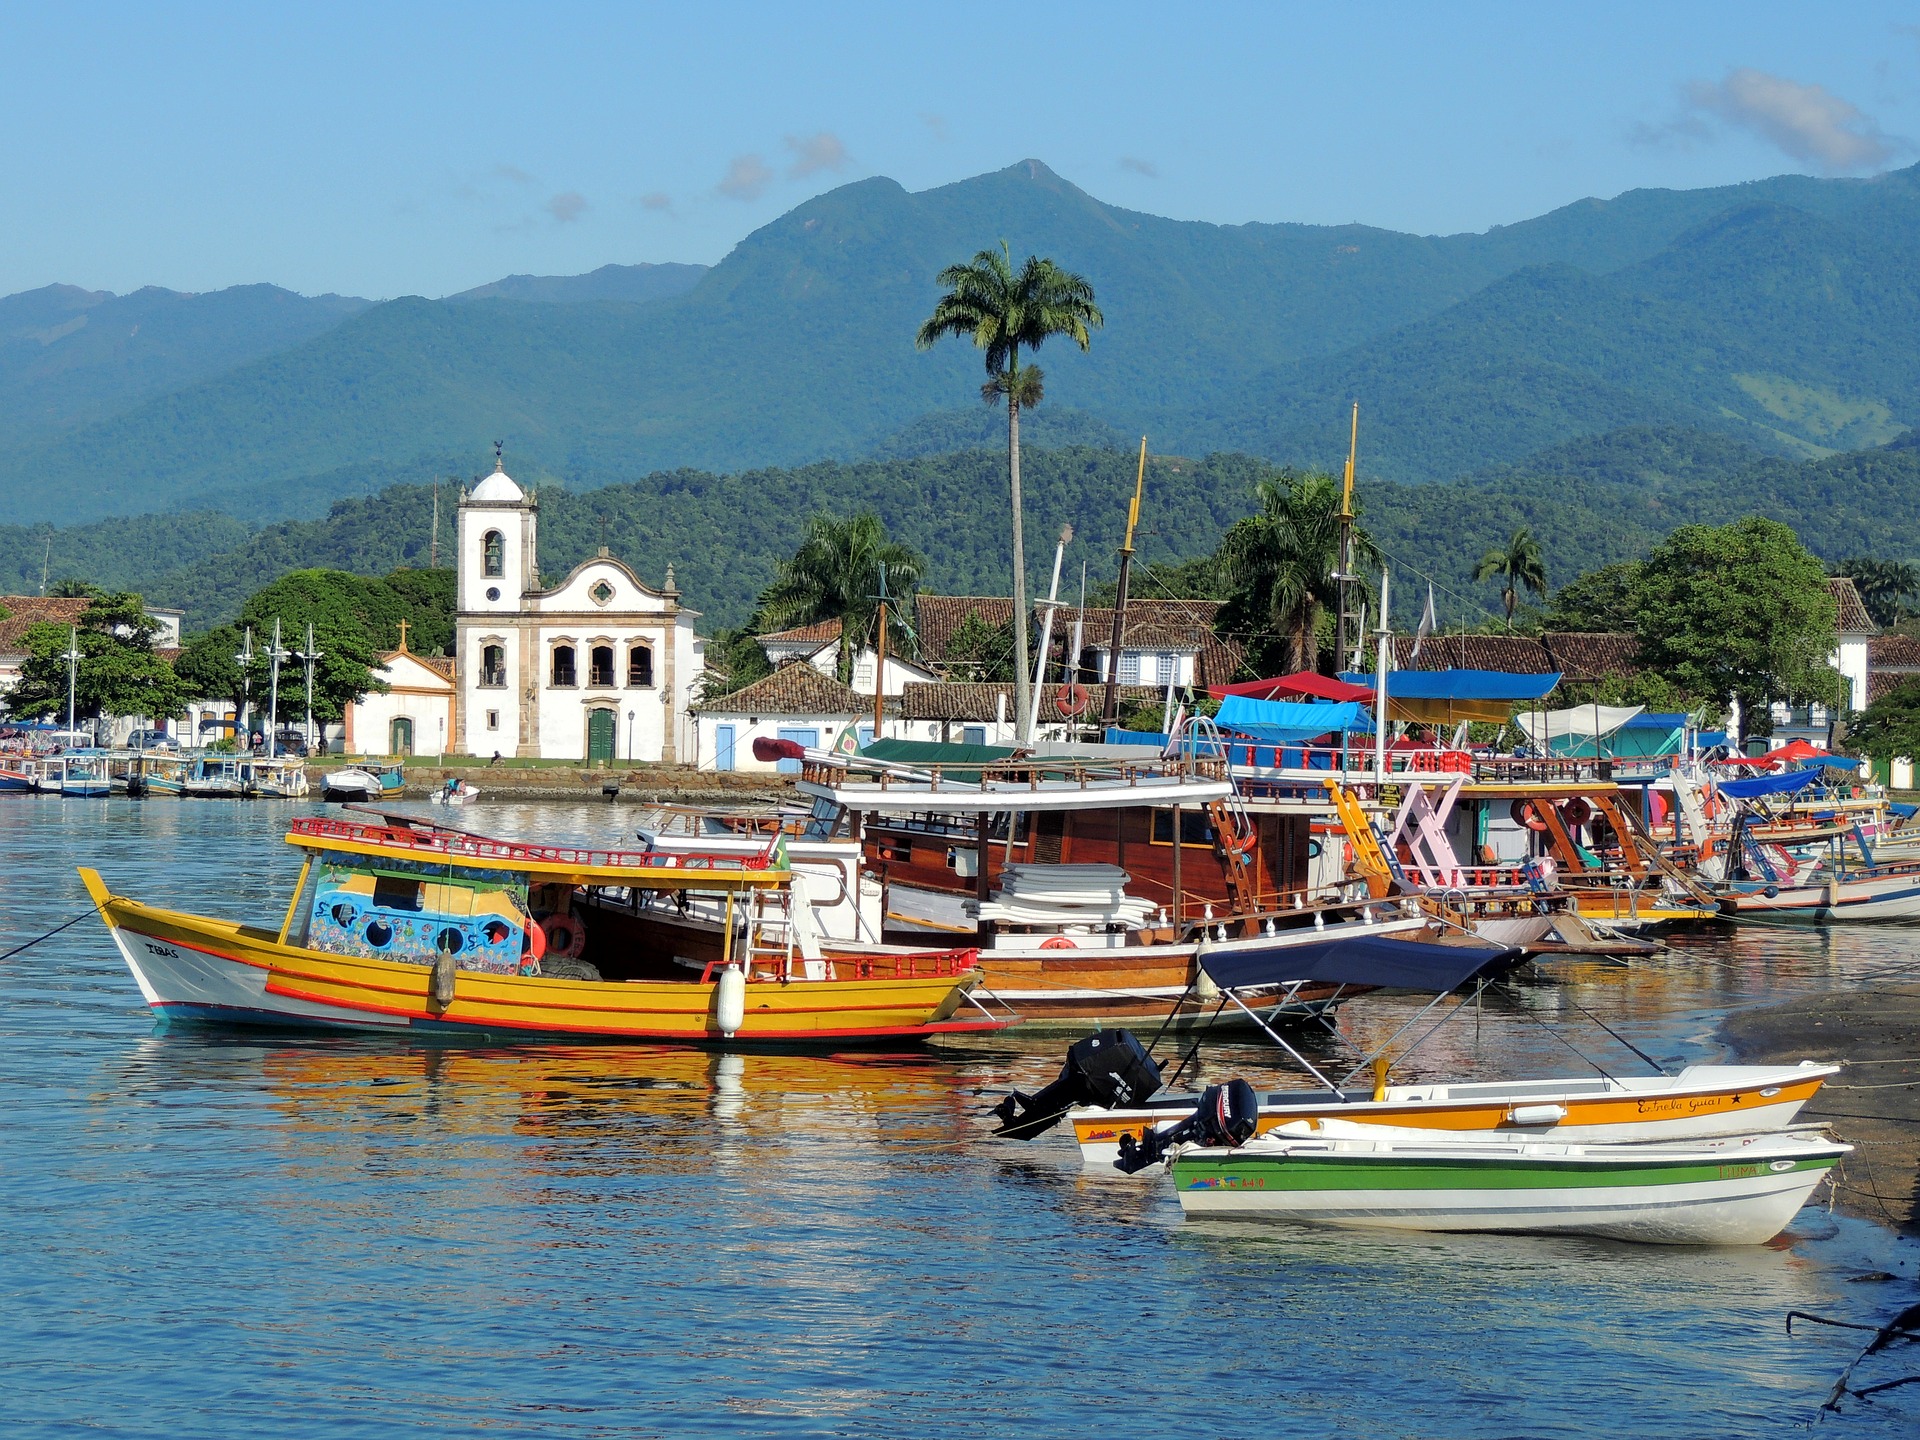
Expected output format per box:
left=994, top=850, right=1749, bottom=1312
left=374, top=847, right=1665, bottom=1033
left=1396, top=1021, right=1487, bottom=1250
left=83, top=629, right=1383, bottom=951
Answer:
left=1210, top=672, right=1376, bottom=704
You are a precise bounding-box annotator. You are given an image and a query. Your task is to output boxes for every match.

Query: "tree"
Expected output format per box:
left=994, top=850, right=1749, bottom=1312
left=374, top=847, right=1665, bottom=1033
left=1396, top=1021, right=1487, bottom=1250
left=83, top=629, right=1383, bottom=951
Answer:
left=942, top=611, right=1018, bottom=683
left=1635, top=517, right=1838, bottom=734
left=1545, top=561, right=1644, bottom=632
left=694, top=624, right=775, bottom=702
left=758, top=513, right=924, bottom=684
left=6, top=592, right=188, bottom=724
left=1850, top=680, right=1920, bottom=762
left=1216, top=469, right=1379, bottom=676
left=1832, top=556, right=1919, bottom=628
left=236, top=570, right=395, bottom=724
left=47, top=578, right=103, bottom=599
left=379, top=567, right=457, bottom=654
left=916, top=243, right=1102, bottom=742
left=1474, top=527, right=1548, bottom=630
left=173, top=625, right=250, bottom=713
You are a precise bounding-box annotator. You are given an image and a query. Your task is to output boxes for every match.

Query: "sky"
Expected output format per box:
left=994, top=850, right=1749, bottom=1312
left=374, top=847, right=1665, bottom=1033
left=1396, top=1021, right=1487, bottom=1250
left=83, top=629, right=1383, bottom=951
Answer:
left=3, top=1, right=1919, bottom=300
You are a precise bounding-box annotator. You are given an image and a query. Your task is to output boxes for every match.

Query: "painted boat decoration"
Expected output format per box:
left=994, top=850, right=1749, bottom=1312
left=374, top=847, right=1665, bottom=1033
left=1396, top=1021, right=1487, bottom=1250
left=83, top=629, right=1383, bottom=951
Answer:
left=1167, top=1119, right=1849, bottom=1245
left=78, top=814, right=1013, bottom=1046
left=1072, top=1061, right=1840, bottom=1166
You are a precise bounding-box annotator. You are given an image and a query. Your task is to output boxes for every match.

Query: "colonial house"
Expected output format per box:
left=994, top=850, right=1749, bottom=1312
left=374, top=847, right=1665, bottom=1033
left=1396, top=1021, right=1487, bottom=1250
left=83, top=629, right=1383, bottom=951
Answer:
left=693, top=663, right=865, bottom=773
left=453, top=458, right=703, bottom=762
left=344, top=635, right=457, bottom=757
left=754, top=617, right=938, bottom=696
left=893, top=681, right=1167, bottom=746
left=911, top=596, right=1245, bottom=689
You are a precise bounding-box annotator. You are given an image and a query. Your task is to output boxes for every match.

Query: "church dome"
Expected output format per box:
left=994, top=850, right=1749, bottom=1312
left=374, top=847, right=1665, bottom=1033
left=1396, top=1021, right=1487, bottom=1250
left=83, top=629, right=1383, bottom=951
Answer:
left=470, top=467, right=524, bottom=503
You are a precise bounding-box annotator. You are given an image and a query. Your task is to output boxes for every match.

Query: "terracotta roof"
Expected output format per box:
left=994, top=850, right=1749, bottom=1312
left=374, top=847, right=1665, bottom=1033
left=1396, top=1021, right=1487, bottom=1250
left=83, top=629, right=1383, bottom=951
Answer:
left=696, top=661, right=862, bottom=716
left=1827, top=577, right=1878, bottom=635
left=760, top=617, right=842, bottom=646
left=1389, top=634, right=1557, bottom=673
left=911, top=595, right=1243, bottom=686
left=896, top=681, right=1165, bottom=722
left=1868, top=671, right=1920, bottom=705
left=1869, top=634, right=1920, bottom=667
left=1543, top=632, right=1643, bottom=680
left=0, top=597, right=89, bottom=654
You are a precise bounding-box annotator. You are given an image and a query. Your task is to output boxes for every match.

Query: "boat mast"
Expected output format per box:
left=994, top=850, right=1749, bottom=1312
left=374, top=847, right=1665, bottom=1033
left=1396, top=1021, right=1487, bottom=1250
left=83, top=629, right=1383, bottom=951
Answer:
left=266, top=618, right=288, bottom=759
left=1027, top=525, right=1072, bottom=739
left=62, top=625, right=80, bottom=739
left=236, top=627, right=255, bottom=748
left=1334, top=403, right=1359, bottom=674
left=297, top=622, right=323, bottom=753
left=1099, top=438, right=1148, bottom=729
left=872, top=563, right=889, bottom=743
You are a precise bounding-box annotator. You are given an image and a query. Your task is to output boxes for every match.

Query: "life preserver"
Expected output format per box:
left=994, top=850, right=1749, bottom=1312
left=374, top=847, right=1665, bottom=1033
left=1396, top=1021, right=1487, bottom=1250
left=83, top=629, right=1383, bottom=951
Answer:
left=1040, top=936, right=1078, bottom=950
left=1649, top=791, right=1670, bottom=829
left=1054, top=683, right=1090, bottom=718
left=523, top=917, right=549, bottom=962
left=1510, top=799, right=1550, bottom=832
left=536, top=913, right=586, bottom=959
left=1560, top=797, right=1592, bottom=828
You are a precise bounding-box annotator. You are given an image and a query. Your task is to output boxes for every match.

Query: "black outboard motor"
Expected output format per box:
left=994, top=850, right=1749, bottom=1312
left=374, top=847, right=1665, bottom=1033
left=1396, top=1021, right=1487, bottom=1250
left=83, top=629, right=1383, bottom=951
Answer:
left=991, top=1030, right=1162, bottom=1140
left=1113, top=1077, right=1260, bottom=1174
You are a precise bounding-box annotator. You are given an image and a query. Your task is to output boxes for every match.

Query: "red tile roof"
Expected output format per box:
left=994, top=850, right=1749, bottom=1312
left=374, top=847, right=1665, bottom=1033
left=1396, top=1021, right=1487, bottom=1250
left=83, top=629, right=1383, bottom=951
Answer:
left=1868, top=634, right=1920, bottom=667
left=760, top=617, right=842, bottom=646
left=911, top=596, right=1244, bottom=686
left=1543, top=632, right=1643, bottom=680
left=1827, top=577, right=1878, bottom=634
left=1384, top=631, right=1643, bottom=681
left=0, top=597, right=89, bottom=655
left=896, top=681, right=1164, bottom=722
left=696, top=661, right=862, bottom=716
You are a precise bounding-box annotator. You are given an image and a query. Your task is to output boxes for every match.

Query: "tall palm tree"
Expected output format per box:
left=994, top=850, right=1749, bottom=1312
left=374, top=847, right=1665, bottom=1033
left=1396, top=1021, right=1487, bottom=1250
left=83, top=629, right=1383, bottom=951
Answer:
left=1833, top=556, right=1920, bottom=628
left=759, top=512, right=924, bottom=684
left=1218, top=470, right=1379, bottom=675
left=1475, top=527, right=1548, bottom=630
left=916, top=244, right=1102, bottom=742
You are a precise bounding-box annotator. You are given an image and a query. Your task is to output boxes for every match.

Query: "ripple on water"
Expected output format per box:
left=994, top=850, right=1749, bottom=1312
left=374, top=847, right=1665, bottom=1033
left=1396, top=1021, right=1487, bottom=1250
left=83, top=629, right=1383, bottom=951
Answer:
left=0, top=799, right=1915, bottom=1437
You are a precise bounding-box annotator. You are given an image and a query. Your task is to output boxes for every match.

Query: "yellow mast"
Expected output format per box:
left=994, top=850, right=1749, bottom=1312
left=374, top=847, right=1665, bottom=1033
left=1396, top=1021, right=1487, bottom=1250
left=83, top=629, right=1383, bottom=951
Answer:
left=1336, top=403, right=1359, bottom=669
left=1099, top=438, right=1149, bottom=727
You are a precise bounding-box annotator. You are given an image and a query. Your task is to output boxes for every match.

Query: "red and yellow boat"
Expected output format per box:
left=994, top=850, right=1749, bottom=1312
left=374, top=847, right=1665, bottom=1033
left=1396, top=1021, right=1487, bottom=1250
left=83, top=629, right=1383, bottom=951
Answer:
left=78, top=815, right=1011, bottom=1045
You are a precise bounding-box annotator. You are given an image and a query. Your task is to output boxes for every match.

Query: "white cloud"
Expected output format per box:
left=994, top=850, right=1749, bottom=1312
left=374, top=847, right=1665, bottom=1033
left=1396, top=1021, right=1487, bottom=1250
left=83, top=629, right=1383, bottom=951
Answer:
left=785, top=132, right=850, bottom=178
left=717, top=154, right=775, bottom=201
left=1119, top=155, right=1157, bottom=178
left=639, top=191, right=672, bottom=213
left=1636, top=67, right=1905, bottom=172
left=545, top=191, right=587, bottom=224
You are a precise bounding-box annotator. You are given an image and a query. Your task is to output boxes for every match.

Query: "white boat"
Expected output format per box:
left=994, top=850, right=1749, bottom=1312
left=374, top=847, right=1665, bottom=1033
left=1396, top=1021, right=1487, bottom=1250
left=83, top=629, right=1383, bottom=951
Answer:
left=243, top=757, right=310, bottom=798
left=1168, top=1120, right=1849, bottom=1244
left=323, top=767, right=383, bottom=802
left=182, top=757, right=247, bottom=798
left=429, top=778, right=480, bottom=805
left=1073, top=1061, right=1840, bottom=1166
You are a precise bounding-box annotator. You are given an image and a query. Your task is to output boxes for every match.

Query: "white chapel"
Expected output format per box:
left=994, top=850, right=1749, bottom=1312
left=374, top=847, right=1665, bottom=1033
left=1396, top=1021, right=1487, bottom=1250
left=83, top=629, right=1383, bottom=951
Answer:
left=454, top=455, right=703, bottom=762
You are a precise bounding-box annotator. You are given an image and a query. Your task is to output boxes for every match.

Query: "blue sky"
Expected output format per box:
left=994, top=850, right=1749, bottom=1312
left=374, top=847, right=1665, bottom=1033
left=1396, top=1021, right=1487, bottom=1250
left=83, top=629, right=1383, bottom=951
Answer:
left=3, top=1, right=1918, bottom=299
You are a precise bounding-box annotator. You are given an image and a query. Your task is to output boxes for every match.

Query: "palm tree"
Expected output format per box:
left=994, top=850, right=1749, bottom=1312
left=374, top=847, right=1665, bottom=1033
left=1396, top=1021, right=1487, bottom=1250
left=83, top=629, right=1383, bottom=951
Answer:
left=1475, top=527, right=1548, bottom=630
left=916, top=244, right=1102, bottom=742
left=1833, top=556, right=1920, bottom=627
left=1218, top=470, right=1379, bottom=675
left=759, top=512, right=924, bottom=684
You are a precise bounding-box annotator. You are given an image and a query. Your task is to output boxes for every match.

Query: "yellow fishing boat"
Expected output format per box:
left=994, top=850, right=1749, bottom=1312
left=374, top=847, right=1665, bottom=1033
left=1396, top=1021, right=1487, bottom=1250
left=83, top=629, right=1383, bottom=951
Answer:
left=79, top=814, right=1010, bottom=1045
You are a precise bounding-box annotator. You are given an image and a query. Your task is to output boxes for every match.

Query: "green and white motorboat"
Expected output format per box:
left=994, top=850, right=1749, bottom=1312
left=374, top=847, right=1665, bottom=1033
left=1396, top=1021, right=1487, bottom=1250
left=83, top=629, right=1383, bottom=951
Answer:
left=1169, top=1120, right=1849, bottom=1245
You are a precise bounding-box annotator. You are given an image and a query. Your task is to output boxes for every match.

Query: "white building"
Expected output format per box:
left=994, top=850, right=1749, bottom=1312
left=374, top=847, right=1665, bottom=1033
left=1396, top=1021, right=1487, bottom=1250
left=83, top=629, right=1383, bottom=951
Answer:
left=453, top=457, right=702, bottom=762
left=694, top=664, right=866, bottom=772
left=755, top=617, right=937, bottom=696
left=345, top=641, right=457, bottom=757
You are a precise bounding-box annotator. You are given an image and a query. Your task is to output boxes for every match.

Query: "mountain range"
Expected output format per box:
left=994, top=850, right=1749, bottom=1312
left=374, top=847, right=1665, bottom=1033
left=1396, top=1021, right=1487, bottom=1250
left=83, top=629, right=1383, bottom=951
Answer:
left=4, top=158, right=1918, bottom=530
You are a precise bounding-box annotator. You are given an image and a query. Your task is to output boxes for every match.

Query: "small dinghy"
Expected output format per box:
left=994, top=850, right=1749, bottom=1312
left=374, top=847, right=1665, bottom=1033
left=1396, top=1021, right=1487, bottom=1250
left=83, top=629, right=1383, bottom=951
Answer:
left=430, top=778, right=480, bottom=806
left=323, top=767, right=383, bottom=802
left=1167, top=1118, right=1849, bottom=1245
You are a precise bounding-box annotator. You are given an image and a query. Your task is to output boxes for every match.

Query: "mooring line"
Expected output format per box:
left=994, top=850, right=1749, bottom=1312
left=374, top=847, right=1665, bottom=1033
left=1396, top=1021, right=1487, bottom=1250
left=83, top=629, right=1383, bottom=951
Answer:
left=0, top=907, right=101, bottom=965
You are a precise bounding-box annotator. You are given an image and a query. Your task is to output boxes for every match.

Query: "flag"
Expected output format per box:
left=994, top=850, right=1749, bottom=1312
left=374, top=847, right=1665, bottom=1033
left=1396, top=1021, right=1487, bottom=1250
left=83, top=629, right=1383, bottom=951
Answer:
left=1411, top=583, right=1436, bottom=659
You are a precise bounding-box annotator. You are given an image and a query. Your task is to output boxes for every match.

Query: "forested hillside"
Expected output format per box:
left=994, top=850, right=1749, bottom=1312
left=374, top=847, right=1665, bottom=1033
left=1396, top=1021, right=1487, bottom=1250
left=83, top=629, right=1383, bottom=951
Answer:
left=5, top=428, right=1915, bottom=635
left=4, top=159, right=1917, bottom=524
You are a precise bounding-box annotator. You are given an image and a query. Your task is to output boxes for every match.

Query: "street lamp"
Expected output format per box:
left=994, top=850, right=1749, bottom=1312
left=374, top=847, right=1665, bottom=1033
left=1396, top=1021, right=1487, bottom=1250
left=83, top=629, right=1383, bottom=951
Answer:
left=235, top=626, right=256, bottom=749
left=61, top=625, right=81, bottom=741
left=626, top=708, right=635, bottom=763
left=294, top=622, right=324, bottom=753
left=265, top=618, right=290, bottom=759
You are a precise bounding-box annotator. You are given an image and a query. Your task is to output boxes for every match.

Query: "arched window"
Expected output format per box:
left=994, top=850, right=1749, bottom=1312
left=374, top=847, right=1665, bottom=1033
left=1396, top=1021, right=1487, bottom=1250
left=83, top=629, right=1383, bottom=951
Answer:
left=589, top=645, right=615, bottom=687
left=551, top=645, right=577, bottom=687
left=628, top=644, right=654, bottom=688
left=482, top=530, right=504, bottom=578
left=480, top=644, right=506, bottom=688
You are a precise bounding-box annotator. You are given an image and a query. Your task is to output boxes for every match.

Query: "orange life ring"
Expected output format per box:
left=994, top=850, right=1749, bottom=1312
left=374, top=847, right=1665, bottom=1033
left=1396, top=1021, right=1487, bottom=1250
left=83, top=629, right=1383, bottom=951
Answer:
left=538, top=914, right=587, bottom=959
left=524, top=917, right=549, bottom=962
left=1054, top=683, right=1090, bottom=717
left=1040, top=936, right=1078, bottom=950
left=1560, top=797, right=1592, bottom=828
left=1510, top=799, right=1550, bottom=832
left=1701, top=793, right=1722, bottom=820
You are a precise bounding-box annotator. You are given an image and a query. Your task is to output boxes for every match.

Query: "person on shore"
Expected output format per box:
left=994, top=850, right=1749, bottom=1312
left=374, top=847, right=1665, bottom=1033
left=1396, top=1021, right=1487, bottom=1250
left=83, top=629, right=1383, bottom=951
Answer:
left=490, top=751, right=503, bottom=766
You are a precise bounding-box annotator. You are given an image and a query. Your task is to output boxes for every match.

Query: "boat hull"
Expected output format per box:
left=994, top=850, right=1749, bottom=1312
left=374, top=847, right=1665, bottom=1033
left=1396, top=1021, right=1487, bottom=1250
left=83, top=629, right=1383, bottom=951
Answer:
left=1719, top=875, right=1920, bottom=923
left=1170, top=1136, right=1845, bottom=1244
left=82, top=875, right=1005, bottom=1046
left=1073, top=1063, right=1837, bottom=1165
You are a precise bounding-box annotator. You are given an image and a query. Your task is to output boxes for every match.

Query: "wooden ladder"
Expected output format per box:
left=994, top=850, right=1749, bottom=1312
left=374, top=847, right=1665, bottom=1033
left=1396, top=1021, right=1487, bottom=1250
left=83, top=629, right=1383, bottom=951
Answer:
left=1205, top=796, right=1263, bottom=919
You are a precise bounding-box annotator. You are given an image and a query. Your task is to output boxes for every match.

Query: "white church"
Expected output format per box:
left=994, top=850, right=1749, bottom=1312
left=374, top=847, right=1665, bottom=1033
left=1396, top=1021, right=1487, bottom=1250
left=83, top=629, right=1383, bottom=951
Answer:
left=454, top=455, right=703, bottom=762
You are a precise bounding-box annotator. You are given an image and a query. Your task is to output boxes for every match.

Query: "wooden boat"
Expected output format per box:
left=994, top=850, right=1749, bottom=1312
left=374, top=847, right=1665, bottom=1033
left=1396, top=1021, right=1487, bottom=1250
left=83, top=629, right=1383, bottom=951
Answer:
left=1167, top=1121, right=1849, bottom=1244
left=57, top=754, right=111, bottom=797
left=243, top=756, right=310, bottom=798
left=78, top=814, right=1009, bottom=1045
left=129, top=754, right=188, bottom=797
left=183, top=756, right=247, bottom=798
left=322, top=763, right=402, bottom=802
left=1715, top=868, right=1920, bottom=922
left=0, top=753, right=40, bottom=792
left=1073, top=1061, right=1839, bottom=1165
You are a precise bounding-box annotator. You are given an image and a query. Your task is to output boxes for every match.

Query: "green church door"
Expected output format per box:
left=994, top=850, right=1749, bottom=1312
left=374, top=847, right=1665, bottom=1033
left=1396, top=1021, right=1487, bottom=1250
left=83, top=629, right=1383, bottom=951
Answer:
left=389, top=716, right=414, bottom=757
left=587, top=708, right=616, bottom=766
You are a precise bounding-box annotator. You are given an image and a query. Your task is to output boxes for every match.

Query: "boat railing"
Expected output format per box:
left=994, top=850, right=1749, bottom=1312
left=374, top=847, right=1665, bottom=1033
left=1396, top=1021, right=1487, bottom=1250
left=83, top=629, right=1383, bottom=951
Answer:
left=287, top=815, right=778, bottom=874
left=708, top=947, right=980, bottom=982
left=802, top=751, right=1231, bottom=792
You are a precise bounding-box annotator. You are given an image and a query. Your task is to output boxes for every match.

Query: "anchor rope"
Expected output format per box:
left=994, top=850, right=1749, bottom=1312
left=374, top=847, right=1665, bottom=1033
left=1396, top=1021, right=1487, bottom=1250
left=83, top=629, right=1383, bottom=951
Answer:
left=0, top=907, right=101, bottom=965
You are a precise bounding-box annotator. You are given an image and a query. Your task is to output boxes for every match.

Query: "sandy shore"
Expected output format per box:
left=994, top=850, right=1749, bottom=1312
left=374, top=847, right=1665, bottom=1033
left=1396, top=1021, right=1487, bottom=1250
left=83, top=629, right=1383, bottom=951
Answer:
left=1722, top=984, right=1920, bottom=1236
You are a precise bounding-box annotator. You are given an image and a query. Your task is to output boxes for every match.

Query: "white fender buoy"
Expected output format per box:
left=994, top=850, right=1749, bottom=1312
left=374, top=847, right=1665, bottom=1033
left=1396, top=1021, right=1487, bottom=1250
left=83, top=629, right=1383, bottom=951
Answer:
left=1194, top=964, right=1221, bottom=1003
left=714, top=964, right=747, bottom=1037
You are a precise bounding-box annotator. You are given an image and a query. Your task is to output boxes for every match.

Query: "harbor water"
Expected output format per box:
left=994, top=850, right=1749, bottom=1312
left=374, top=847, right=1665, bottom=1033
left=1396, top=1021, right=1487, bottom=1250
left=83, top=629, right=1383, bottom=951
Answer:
left=2, top=799, right=1916, bottom=1437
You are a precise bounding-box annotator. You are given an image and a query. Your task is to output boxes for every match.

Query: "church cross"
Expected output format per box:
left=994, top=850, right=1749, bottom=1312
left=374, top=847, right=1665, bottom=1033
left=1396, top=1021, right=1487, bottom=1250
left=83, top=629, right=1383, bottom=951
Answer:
left=397, top=620, right=411, bottom=652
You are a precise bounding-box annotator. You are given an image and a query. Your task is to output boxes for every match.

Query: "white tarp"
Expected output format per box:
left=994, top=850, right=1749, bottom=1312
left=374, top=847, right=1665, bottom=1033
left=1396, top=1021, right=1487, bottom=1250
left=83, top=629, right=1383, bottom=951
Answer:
left=1517, top=704, right=1645, bottom=747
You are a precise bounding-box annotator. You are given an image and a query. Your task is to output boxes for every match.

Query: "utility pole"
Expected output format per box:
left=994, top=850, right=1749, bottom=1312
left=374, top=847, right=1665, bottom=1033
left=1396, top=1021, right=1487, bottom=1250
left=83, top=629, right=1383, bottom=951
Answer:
left=1100, top=438, right=1149, bottom=729
left=296, top=622, right=324, bottom=752
left=1334, top=402, right=1359, bottom=675
left=40, top=531, right=52, bottom=596
left=62, top=625, right=81, bottom=739
left=431, top=482, right=440, bottom=568
left=236, top=626, right=256, bottom=748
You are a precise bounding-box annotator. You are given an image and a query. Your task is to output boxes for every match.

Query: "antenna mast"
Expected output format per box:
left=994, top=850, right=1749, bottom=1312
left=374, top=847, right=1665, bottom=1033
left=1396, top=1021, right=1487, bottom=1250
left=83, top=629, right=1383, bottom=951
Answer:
left=1334, top=402, right=1359, bottom=675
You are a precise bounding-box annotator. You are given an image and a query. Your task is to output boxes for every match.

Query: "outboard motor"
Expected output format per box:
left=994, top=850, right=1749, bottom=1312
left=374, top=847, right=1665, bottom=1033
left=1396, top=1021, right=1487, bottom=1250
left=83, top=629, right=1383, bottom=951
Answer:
left=1113, top=1077, right=1260, bottom=1174
left=991, top=1030, right=1162, bottom=1140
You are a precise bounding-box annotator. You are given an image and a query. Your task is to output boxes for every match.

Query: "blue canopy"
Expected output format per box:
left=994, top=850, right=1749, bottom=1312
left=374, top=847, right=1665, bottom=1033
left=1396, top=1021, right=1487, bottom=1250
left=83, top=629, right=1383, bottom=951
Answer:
left=1198, top=932, right=1516, bottom=992
left=1213, top=696, right=1371, bottom=744
left=1715, top=767, right=1829, bottom=799
left=1621, top=711, right=1690, bottom=729
left=1338, top=668, right=1561, bottom=701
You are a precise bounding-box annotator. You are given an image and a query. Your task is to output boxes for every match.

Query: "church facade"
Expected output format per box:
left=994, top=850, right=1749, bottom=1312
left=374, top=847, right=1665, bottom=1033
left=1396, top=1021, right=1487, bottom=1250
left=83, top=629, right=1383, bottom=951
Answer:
left=454, top=459, right=702, bottom=762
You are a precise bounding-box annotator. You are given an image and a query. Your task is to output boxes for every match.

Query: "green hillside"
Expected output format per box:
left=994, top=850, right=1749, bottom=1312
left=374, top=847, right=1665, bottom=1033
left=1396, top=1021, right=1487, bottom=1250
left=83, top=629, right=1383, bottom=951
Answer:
left=7, top=159, right=1920, bottom=524
left=5, top=429, right=1916, bottom=636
